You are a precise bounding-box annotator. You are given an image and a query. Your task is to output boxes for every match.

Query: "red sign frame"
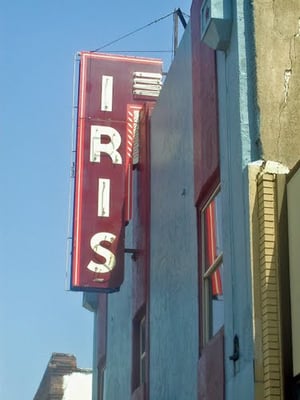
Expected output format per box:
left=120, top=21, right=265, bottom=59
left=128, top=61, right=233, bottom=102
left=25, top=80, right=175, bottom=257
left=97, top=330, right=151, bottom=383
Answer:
left=71, top=52, right=162, bottom=292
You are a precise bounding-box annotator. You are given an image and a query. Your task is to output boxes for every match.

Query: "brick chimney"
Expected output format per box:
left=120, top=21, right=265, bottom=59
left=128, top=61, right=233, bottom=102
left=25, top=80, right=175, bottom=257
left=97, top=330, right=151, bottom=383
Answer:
left=33, top=353, right=78, bottom=400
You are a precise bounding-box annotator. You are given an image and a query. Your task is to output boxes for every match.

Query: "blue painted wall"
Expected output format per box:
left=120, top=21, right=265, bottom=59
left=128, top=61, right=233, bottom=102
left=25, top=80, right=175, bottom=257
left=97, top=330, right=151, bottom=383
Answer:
left=149, top=23, right=199, bottom=400
left=103, top=226, right=133, bottom=399
left=216, top=1, right=259, bottom=399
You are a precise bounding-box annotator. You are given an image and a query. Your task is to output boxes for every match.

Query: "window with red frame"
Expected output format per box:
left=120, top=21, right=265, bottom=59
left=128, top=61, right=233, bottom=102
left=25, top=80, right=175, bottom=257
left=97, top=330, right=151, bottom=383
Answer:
left=200, top=188, right=224, bottom=344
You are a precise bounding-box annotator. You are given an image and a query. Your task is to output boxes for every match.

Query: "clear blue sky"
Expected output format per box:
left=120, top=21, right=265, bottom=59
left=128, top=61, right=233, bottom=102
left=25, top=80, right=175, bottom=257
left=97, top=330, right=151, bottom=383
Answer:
left=0, top=1, right=190, bottom=399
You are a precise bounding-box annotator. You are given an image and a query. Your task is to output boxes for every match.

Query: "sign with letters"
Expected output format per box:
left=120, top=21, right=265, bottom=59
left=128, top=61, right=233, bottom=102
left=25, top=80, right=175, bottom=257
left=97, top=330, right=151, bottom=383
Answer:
left=71, top=52, right=162, bottom=292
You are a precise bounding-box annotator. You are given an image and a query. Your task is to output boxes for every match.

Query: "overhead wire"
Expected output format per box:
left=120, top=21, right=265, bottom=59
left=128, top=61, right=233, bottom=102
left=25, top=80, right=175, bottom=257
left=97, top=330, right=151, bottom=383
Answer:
left=181, top=11, right=190, bottom=18
left=91, top=10, right=189, bottom=53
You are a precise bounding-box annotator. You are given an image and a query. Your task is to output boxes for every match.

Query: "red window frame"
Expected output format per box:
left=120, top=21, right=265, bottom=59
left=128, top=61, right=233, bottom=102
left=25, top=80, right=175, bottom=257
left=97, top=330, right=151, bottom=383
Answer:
left=199, top=187, right=224, bottom=348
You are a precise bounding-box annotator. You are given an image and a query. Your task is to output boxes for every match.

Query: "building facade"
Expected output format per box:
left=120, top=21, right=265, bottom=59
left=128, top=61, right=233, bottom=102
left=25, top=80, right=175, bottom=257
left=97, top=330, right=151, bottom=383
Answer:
left=33, top=353, right=92, bottom=400
left=77, top=1, right=300, bottom=399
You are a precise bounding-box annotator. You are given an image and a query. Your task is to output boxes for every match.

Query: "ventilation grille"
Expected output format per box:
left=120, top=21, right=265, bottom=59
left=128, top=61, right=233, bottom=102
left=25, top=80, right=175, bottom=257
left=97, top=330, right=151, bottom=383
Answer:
left=132, top=72, right=162, bottom=98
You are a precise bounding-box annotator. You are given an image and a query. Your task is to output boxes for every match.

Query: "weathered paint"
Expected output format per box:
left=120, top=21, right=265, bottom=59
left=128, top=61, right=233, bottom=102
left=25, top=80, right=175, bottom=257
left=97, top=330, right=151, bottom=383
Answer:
left=215, top=1, right=300, bottom=398
left=94, top=294, right=107, bottom=400
left=191, top=1, right=224, bottom=397
left=149, top=23, right=199, bottom=400
left=215, top=1, right=259, bottom=398
left=131, top=104, right=153, bottom=399
left=198, top=328, right=224, bottom=398
left=190, top=0, right=258, bottom=397
left=103, top=236, right=133, bottom=399
left=253, top=0, right=300, bottom=168
left=191, top=0, right=220, bottom=206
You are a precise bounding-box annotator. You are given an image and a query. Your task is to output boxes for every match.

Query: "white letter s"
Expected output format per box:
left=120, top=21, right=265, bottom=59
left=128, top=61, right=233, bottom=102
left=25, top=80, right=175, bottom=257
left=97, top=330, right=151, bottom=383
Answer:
left=87, top=232, right=116, bottom=273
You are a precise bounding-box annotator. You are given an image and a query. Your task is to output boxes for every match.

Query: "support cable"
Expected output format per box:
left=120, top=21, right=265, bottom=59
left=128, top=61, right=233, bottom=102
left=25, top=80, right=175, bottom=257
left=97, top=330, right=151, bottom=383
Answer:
left=92, top=10, right=188, bottom=53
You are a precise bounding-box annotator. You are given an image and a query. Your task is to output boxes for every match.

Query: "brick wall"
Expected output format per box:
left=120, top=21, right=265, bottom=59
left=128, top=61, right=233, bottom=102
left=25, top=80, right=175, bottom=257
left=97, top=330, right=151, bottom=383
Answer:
left=257, top=173, right=283, bottom=399
left=33, top=353, right=78, bottom=400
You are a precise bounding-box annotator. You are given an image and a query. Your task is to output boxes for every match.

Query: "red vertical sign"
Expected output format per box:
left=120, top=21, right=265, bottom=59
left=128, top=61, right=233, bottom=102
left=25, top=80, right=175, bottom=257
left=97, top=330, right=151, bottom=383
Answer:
left=71, top=52, right=162, bottom=292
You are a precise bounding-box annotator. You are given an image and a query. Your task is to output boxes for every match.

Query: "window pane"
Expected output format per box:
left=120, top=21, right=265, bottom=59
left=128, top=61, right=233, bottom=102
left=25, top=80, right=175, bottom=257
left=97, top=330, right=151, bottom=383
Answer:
left=140, top=317, right=146, bottom=354
left=202, top=190, right=224, bottom=342
left=140, top=317, right=146, bottom=385
left=203, top=191, right=222, bottom=272
left=140, top=354, right=146, bottom=386
left=214, top=191, right=222, bottom=256
left=211, top=264, right=224, bottom=336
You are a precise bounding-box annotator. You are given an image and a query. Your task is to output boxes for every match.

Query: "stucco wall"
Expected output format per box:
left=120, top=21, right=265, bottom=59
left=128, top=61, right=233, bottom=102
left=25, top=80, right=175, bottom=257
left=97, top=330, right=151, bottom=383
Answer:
left=190, top=0, right=220, bottom=206
left=253, top=0, right=300, bottom=168
left=104, top=228, right=133, bottom=399
left=149, top=23, right=198, bottom=400
left=216, top=1, right=258, bottom=399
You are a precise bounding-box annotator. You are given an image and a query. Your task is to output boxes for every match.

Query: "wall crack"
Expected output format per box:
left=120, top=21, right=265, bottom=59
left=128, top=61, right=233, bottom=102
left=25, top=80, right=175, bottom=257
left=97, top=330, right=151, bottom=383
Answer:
left=284, top=69, right=292, bottom=104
